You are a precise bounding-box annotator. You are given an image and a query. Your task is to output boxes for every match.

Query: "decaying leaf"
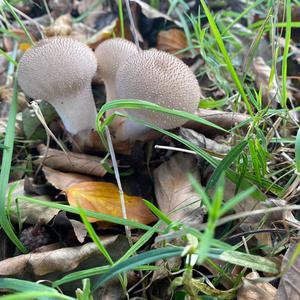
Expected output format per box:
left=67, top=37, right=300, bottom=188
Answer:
left=44, top=14, right=73, bottom=37
left=0, top=237, right=120, bottom=276
left=35, top=144, right=108, bottom=177
left=22, top=101, right=58, bottom=141
left=157, top=29, right=188, bottom=58
left=66, top=181, right=157, bottom=224
left=7, top=180, right=59, bottom=224
left=185, top=109, right=250, bottom=135
left=276, top=239, right=300, bottom=300
left=180, top=128, right=231, bottom=155
left=252, top=56, right=279, bottom=106
left=69, top=219, right=87, bottom=244
left=43, top=166, right=95, bottom=191
left=237, top=271, right=276, bottom=300
left=154, top=153, right=201, bottom=224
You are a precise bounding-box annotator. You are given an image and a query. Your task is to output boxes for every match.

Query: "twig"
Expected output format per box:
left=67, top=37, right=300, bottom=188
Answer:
left=124, top=0, right=140, bottom=51
left=105, top=126, right=133, bottom=246
left=42, top=0, right=54, bottom=24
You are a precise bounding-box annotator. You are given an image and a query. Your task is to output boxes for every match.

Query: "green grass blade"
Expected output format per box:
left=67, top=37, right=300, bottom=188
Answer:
left=218, top=250, right=278, bottom=273
left=219, top=186, right=256, bottom=216
left=281, top=0, right=292, bottom=107
left=143, top=199, right=173, bottom=225
left=0, top=79, right=26, bottom=252
left=77, top=206, right=114, bottom=265
left=296, top=127, right=300, bottom=177
left=115, top=222, right=162, bottom=264
left=0, top=292, right=74, bottom=300
left=92, top=247, right=183, bottom=291
left=97, top=99, right=228, bottom=132
left=199, top=0, right=253, bottom=116
left=2, top=0, right=34, bottom=45
left=0, top=49, right=17, bottom=66
left=222, top=0, right=264, bottom=35
left=248, top=139, right=262, bottom=185
left=0, top=278, right=70, bottom=300
left=17, top=196, right=154, bottom=231
left=206, top=140, right=248, bottom=191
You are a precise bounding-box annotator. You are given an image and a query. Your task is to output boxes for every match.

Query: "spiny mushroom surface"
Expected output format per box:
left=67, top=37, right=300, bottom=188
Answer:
left=95, top=38, right=139, bottom=102
left=18, top=36, right=97, bottom=135
left=116, top=49, right=201, bottom=129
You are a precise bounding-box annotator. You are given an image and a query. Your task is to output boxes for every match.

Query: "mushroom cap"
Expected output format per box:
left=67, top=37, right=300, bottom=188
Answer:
left=116, top=49, right=201, bottom=129
left=94, top=38, right=138, bottom=89
left=18, top=36, right=97, bottom=101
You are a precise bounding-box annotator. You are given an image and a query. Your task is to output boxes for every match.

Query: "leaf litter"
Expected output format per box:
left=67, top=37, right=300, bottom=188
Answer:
left=0, top=0, right=299, bottom=298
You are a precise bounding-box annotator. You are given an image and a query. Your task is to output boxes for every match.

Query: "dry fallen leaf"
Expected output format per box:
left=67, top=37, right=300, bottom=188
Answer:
left=276, top=239, right=300, bottom=300
left=35, top=144, right=108, bottom=177
left=180, top=128, right=231, bottom=155
left=43, top=166, right=95, bottom=191
left=184, top=109, right=250, bottom=136
left=252, top=56, right=279, bottom=106
left=66, top=181, right=157, bottom=224
left=157, top=29, right=188, bottom=58
left=0, top=237, right=119, bottom=276
left=237, top=271, right=276, bottom=300
left=154, top=153, right=201, bottom=224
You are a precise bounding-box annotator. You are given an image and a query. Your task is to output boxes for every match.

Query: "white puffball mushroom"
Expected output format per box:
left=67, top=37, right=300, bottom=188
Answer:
left=116, top=49, right=201, bottom=130
left=94, top=38, right=139, bottom=102
left=17, top=36, right=97, bottom=135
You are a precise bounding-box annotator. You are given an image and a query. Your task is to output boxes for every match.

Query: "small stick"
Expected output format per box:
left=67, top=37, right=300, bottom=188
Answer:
left=124, top=0, right=141, bottom=51
left=105, top=126, right=133, bottom=246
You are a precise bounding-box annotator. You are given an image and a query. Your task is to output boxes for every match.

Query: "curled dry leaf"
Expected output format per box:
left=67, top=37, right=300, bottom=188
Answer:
left=252, top=56, right=279, bottom=106
left=180, top=128, right=231, bottom=155
left=43, top=166, right=94, bottom=191
left=66, top=181, right=157, bottom=225
left=35, top=144, right=108, bottom=177
left=237, top=271, right=276, bottom=300
left=185, top=109, right=250, bottom=135
left=157, top=29, right=188, bottom=58
left=276, top=239, right=300, bottom=300
left=0, top=237, right=118, bottom=276
left=69, top=219, right=87, bottom=243
left=154, top=153, right=201, bottom=224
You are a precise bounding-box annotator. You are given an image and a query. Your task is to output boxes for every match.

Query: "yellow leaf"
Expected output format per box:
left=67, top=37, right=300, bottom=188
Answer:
left=66, top=182, right=157, bottom=225
left=19, top=43, right=32, bottom=52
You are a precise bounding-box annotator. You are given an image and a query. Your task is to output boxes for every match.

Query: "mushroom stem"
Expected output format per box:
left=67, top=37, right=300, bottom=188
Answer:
left=113, top=118, right=149, bottom=142
left=52, top=85, right=97, bottom=135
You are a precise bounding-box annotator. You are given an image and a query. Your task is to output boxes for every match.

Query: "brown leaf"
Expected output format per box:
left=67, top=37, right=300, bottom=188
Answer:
left=154, top=153, right=201, bottom=224
left=157, top=29, right=188, bottom=58
left=276, top=239, right=300, bottom=300
left=43, top=166, right=95, bottom=190
left=252, top=56, right=279, bottom=106
left=180, top=128, right=231, bottom=155
left=66, top=181, right=157, bottom=224
left=69, top=219, right=87, bottom=243
left=35, top=144, right=108, bottom=177
left=237, top=271, right=276, bottom=300
left=0, top=237, right=118, bottom=276
left=7, top=180, right=59, bottom=224
left=184, top=109, right=250, bottom=136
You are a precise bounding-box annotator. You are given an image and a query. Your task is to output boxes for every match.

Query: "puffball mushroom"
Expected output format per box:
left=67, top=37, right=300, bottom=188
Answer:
left=95, top=38, right=139, bottom=102
left=115, top=49, right=201, bottom=138
left=18, top=36, right=97, bottom=135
